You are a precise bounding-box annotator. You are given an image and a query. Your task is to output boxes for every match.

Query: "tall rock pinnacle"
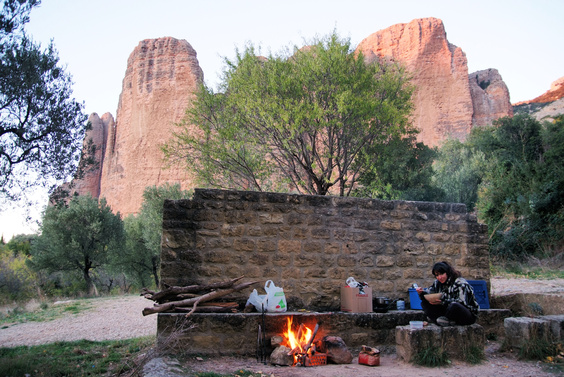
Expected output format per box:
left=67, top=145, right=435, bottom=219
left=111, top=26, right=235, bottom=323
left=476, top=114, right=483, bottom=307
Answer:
left=99, top=37, right=203, bottom=216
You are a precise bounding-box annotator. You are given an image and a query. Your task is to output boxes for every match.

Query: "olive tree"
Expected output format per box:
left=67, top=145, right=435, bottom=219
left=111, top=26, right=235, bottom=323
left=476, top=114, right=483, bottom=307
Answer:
left=30, top=195, right=124, bottom=295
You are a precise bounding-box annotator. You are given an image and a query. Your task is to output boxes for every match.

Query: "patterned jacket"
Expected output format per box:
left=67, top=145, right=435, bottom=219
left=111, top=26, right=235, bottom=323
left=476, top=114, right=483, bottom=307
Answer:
left=427, top=277, right=480, bottom=316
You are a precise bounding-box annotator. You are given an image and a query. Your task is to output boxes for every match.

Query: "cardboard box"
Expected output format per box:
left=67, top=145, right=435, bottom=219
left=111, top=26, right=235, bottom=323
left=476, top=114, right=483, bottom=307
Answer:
left=341, top=286, right=373, bottom=312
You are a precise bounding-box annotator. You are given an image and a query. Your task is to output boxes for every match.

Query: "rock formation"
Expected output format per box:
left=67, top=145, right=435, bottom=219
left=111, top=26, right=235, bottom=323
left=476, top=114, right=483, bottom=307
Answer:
left=356, top=17, right=512, bottom=146
left=469, top=69, right=513, bottom=127
left=513, top=76, right=564, bottom=121
left=51, top=112, right=111, bottom=202
left=98, top=37, right=203, bottom=216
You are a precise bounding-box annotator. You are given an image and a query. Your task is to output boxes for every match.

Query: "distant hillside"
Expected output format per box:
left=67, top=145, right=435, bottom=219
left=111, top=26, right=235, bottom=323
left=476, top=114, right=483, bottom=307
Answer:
left=513, top=76, right=564, bottom=121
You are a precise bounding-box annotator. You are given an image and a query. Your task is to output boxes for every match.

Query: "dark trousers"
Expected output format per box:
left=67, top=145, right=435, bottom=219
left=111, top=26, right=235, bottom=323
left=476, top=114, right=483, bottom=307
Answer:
left=421, top=300, right=476, bottom=326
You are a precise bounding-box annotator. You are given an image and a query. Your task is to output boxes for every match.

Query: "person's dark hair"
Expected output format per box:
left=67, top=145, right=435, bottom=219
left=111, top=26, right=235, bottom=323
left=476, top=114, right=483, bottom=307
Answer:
left=432, top=261, right=461, bottom=284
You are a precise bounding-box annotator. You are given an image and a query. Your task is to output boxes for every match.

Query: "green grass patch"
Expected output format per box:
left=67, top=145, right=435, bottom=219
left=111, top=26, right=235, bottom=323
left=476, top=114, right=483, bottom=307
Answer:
left=518, top=336, right=559, bottom=361
left=464, top=345, right=485, bottom=364
left=412, top=345, right=450, bottom=367
left=0, top=299, right=92, bottom=326
left=0, top=336, right=154, bottom=376
left=490, top=262, right=564, bottom=279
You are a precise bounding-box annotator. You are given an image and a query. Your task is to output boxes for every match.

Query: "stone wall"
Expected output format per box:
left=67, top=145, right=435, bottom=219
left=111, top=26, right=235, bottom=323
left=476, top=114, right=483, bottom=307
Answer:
left=160, top=189, right=490, bottom=311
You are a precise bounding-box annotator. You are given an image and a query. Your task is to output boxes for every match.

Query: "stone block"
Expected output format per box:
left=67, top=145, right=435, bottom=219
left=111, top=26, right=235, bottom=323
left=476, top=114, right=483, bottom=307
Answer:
left=504, top=315, right=564, bottom=348
left=395, top=323, right=485, bottom=362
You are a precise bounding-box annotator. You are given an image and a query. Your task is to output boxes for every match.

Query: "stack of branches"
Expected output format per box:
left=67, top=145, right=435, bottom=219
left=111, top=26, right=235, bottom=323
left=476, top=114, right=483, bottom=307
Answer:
left=141, top=276, right=258, bottom=317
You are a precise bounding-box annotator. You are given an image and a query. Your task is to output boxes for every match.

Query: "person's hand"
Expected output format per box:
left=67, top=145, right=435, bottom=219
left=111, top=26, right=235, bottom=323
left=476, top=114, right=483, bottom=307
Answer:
left=429, top=297, right=442, bottom=305
left=416, top=287, right=423, bottom=294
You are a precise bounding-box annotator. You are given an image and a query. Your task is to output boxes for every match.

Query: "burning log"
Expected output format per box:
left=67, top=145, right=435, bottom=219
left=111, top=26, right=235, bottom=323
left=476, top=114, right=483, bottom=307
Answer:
left=142, top=279, right=258, bottom=316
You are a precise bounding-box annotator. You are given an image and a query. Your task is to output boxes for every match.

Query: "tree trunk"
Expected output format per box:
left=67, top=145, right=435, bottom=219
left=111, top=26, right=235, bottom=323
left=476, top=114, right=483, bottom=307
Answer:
left=151, top=255, right=160, bottom=288
left=83, top=267, right=98, bottom=296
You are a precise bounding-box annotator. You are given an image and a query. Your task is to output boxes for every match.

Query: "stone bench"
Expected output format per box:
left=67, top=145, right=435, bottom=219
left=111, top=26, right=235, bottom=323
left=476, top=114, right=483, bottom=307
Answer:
left=504, top=315, right=564, bottom=348
left=395, top=323, right=485, bottom=362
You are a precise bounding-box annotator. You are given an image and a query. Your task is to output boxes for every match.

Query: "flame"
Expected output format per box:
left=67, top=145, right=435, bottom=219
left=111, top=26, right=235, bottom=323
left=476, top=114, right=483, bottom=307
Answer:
left=283, top=317, right=313, bottom=352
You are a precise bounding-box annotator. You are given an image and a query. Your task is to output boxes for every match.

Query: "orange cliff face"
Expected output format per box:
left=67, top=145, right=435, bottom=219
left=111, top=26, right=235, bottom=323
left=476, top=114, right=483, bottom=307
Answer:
left=98, top=37, right=203, bottom=217
left=356, top=17, right=512, bottom=147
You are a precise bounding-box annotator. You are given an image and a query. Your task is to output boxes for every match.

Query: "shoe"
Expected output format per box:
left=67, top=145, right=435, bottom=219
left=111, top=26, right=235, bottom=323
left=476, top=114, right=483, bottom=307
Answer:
left=436, top=316, right=457, bottom=327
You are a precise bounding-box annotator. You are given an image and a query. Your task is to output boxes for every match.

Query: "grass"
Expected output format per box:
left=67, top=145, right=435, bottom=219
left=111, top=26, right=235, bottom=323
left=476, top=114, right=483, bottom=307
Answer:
left=0, top=299, right=92, bottom=327
left=0, top=338, right=271, bottom=377
left=0, top=337, right=154, bottom=376
left=412, top=345, right=450, bottom=367
left=490, top=260, right=564, bottom=279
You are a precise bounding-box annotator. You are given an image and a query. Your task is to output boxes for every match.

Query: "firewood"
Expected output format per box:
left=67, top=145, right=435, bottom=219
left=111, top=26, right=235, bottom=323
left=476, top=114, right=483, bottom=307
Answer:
left=142, top=280, right=258, bottom=316
left=145, top=276, right=245, bottom=303
left=174, top=305, right=237, bottom=313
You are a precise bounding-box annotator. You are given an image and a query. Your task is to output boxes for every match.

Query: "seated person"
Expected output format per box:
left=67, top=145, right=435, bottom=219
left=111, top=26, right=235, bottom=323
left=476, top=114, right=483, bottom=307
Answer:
left=416, top=261, right=479, bottom=326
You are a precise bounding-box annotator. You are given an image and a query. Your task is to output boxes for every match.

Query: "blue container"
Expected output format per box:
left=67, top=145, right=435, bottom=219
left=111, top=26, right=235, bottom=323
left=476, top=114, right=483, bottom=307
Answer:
left=408, top=288, right=422, bottom=310
left=468, top=280, right=490, bottom=309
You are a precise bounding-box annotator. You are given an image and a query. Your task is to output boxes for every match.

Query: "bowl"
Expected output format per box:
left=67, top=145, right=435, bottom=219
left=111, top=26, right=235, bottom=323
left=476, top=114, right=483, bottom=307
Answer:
left=423, top=293, right=442, bottom=302
left=410, top=321, right=424, bottom=329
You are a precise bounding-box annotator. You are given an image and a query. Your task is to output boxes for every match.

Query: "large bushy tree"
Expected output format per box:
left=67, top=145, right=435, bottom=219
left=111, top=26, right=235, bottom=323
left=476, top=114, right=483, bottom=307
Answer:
left=164, top=31, right=414, bottom=196
left=474, top=114, right=564, bottom=258
left=0, top=0, right=87, bottom=201
left=30, top=195, right=124, bottom=295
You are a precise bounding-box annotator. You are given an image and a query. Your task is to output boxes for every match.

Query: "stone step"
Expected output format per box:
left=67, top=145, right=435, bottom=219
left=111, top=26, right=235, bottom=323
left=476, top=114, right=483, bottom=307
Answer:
left=395, top=323, right=485, bottom=362
left=504, top=315, right=564, bottom=348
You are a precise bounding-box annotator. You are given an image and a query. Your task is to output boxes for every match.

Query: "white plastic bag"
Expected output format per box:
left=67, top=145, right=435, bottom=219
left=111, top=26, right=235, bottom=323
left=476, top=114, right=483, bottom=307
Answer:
left=264, top=280, right=287, bottom=312
left=246, top=289, right=267, bottom=312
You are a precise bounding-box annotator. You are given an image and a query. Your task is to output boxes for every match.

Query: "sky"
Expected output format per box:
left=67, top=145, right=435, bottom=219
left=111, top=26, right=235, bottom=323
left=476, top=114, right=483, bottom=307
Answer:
left=1, top=0, right=563, bottom=239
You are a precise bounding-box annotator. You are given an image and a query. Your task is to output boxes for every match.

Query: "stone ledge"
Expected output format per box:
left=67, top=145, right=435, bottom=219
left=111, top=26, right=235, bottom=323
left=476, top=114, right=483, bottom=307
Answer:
left=395, top=323, right=485, bottom=362
left=156, top=309, right=508, bottom=356
left=504, top=315, right=564, bottom=348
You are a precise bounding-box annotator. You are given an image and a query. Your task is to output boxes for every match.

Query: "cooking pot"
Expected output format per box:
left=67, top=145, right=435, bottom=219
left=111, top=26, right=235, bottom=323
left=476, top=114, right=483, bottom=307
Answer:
left=373, top=297, right=399, bottom=313
left=374, top=297, right=392, bottom=306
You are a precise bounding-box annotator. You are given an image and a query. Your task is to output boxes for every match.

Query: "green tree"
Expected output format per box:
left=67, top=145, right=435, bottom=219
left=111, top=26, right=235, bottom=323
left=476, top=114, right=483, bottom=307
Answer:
left=354, top=131, right=442, bottom=201
left=473, top=114, right=564, bottom=258
left=164, top=31, right=414, bottom=196
left=432, top=138, right=486, bottom=210
left=30, top=195, right=124, bottom=295
left=118, top=183, right=192, bottom=288
left=0, top=0, right=87, bottom=201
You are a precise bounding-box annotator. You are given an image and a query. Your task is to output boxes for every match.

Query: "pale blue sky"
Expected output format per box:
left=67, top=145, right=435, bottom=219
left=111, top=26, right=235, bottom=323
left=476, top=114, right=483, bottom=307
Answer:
left=2, top=0, right=563, bottom=239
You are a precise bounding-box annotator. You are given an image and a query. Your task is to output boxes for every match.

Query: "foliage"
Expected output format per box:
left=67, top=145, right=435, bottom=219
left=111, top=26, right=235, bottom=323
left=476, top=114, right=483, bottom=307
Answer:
left=518, top=334, right=559, bottom=361
left=434, top=114, right=564, bottom=260
left=164, top=31, right=414, bottom=196
left=473, top=115, right=564, bottom=259
left=412, top=345, right=450, bottom=367
left=432, top=138, right=485, bottom=210
left=0, top=0, right=88, bottom=201
left=354, top=131, right=442, bottom=201
left=29, top=195, right=125, bottom=295
left=118, top=183, right=192, bottom=288
left=464, top=345, right=485, bottom=364
left=0, top=242, right=37, bottom=302
left=0, top=336, right=154, bottom=377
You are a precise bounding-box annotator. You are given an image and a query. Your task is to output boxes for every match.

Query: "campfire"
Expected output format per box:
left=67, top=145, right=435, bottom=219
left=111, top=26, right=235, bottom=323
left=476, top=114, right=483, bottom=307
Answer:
left=281, top=317, right=327, bottom=367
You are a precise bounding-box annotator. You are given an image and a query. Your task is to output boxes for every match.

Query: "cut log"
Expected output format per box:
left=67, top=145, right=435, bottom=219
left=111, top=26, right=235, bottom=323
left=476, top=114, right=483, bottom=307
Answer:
left=145, top=276, right=245, bottom=303
left=142, top=280, right=258, bottom=316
